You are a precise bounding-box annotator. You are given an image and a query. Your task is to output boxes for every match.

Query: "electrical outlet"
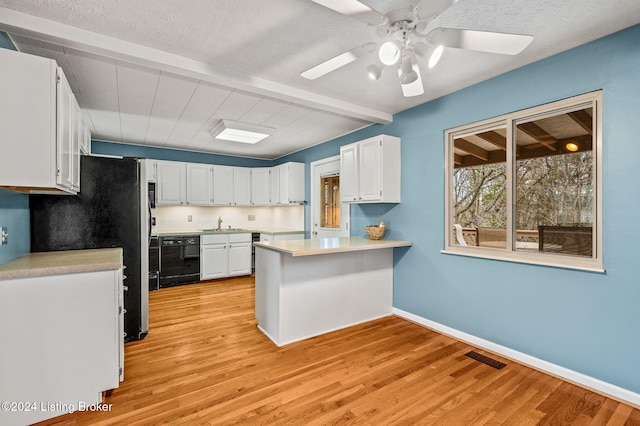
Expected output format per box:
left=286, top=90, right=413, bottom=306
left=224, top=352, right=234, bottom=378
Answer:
left=187, top=215, right=193, bottom=222
left=1, top=227, right=7, bottom=245
left=248, top=215, right=256, bottom=221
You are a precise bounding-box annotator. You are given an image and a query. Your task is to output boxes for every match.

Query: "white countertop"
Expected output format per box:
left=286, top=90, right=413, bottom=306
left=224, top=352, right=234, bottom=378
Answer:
left=0, top=248, right=123, bottom=280
left=254, top=236, right=412, bottom=257
left=153, top=227, right=304, bottom=237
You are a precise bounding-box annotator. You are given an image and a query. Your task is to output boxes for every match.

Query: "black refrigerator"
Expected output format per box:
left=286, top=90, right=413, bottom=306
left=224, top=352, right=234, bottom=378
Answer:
left=30, top=155, right=149, bottom=342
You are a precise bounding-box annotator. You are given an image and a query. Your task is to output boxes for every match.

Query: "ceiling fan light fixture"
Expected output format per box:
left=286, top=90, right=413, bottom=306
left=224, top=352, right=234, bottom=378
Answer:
left=398, top=63, right=424, bottom=97
left=428, top=45, right=444, bottom=68
left=366, top=63, right=382, bottom=80
left=209, top=120, right=273, bottom=144
left=399, top=56, right=418, bottom=84
left=379, top=41, right=400, bottom=65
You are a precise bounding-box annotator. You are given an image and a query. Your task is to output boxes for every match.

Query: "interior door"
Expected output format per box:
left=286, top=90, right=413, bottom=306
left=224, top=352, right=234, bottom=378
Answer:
left=310, top=156, right=350, bottom=239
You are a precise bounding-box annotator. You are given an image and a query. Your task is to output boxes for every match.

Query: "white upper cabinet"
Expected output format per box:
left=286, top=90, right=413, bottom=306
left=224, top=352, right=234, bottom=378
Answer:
left=276, top=162, right=305, bottom=205
left=80, top=119, right=91, bottom=156
left=186, top=163, right=213, bottom=206
left=0, top=49, right=83, bottom=194
left=339, top=144, right=359, bottom=202
left=270, top=167, right=280, bottom=205
left=146, top=160, right=157, bottom=182
left=233, top=167, right=252, bottom=206
left=142, top=161, right=305, bottom=207
left=156, top=161, right=186, bottom=205
left=251, top=168, right=271, bottom=206
left=340, top=135, right=401, bottom=203
left=213, top=165, right=234, bottom=206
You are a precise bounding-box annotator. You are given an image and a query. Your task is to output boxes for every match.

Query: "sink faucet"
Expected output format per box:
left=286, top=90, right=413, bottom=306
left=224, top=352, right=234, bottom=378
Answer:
left=217, top=216, right=223, bottom=231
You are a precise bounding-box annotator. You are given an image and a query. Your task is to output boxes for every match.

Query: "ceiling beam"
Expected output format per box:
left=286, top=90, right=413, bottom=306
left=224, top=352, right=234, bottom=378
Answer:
left=567, top=109, right=593, bottom=134
left=454, top=138, right=489, bottom=161
left=454, top=135, right=593, bottom=168
left=0, top=7, right=393, bottom=125
left=476, top=131, right=507, bottom=150
left=517, top=122, right=557, bottom=151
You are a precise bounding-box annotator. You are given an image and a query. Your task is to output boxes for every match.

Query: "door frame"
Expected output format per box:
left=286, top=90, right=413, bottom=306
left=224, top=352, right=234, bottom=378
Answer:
left=310, top=155, right=350, bottom=239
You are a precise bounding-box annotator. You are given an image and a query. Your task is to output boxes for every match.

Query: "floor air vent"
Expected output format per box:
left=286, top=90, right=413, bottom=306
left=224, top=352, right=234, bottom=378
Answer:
left=465, top=351, right=506, bottom=369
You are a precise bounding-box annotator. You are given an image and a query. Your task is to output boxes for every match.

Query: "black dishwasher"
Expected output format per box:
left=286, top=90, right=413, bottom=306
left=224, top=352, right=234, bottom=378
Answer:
left=159, top=235, right=201, bottom=288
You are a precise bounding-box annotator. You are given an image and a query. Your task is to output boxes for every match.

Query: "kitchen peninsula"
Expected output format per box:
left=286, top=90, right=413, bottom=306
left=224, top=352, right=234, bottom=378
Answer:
left=254, top=236, right=412, bottom=346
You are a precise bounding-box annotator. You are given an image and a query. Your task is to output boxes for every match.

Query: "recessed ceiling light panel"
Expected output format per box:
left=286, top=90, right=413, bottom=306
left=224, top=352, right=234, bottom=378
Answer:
left=209, top=120, right=274, bottom=144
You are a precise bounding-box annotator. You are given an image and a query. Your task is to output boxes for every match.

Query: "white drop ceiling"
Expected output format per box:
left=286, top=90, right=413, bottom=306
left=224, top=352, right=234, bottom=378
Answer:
left=1, top=0, right=639, bottom=159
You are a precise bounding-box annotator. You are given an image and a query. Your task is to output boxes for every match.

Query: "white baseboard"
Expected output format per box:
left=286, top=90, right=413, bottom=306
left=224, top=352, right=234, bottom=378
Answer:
left=393, top=308, right=640, bottom=409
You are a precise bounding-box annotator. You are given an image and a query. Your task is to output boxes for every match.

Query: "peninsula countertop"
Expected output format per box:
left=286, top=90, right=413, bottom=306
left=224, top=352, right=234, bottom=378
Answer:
left=0, top=248, right=123, bottom=280
left=254, top=236, right=412, bottom=257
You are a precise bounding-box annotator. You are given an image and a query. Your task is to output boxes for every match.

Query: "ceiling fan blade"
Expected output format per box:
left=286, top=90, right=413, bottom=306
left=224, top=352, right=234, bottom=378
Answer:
left=301, top=43, right=376, bottom=80
left=309, top=0, right=384, bottom=25
left=399, top=63, right=424, bottom=97
left=428, top=28, right=533, bottom=55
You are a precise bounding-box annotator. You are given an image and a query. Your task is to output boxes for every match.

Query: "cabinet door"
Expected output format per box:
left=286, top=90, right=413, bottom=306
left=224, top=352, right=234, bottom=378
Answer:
left=358, top=137, right=382, bottom=202
left=228, top=242, right=251, bottom=276
left=280, top=162, right=305, bottom=204
left=270, top=166, right=280, bottom=205
left=340, top=143, right=359, bottom=202
left=233, top=167, right=252, bottom=206
left=70, top=97, right=81, bottom=192
left=251, top=168, right=271, bottom=205
left=56, top=68, right=74, bottom=191
left=80, top=121, right=91, bottom=155
left=201, top=244, right=228, bottom=280
left=186, top=163, right=213, bottom=206
left=157, top=161, right=186, bottom=205
left=146, top=160, right=157, bottom=182
left=213, top=165, right=234, bottom=205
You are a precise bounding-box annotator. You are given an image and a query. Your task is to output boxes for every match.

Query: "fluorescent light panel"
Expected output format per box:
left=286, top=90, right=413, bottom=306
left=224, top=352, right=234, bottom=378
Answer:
left=209, top=120, right=273, bottom=144
left=301, top=50, right=358, bottom=80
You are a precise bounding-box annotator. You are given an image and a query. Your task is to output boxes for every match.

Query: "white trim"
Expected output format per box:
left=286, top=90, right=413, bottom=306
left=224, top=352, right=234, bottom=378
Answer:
left=310, top=155, right=350, bottom=239
left=444, top=91, right=603, bottom=270
left=0, top=7, right=392, bottom=125
left=393, top=308, right=640, bottom=409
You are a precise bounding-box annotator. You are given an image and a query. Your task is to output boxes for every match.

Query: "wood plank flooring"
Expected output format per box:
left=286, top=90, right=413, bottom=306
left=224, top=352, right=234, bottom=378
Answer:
left=37, top=276, right=640, bottom=425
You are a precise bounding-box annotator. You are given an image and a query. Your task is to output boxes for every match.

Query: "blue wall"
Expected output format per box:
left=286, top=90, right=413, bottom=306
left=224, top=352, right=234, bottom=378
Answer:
left=281, top=24, right=640, bottom=394
left=0, top=189, right=30, bottom=263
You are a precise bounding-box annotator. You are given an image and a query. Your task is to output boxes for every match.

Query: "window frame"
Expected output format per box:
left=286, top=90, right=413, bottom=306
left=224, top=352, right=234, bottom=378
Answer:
left=443, top=91, right=603, bottom=272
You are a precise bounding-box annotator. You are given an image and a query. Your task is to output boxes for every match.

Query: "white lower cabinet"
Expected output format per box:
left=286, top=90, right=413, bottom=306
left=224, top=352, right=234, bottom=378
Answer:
left=201, top=233, right=252, bottom=280
left=0, top=265, right=123, bottom=426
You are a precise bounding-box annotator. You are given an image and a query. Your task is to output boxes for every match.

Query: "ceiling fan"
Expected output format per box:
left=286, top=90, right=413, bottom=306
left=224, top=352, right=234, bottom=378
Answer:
left=302, top=0, right=534, bottom=97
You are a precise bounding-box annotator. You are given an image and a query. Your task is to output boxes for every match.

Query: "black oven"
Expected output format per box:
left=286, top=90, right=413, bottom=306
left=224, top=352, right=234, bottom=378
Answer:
left=159, top=235, right=200, bottom=288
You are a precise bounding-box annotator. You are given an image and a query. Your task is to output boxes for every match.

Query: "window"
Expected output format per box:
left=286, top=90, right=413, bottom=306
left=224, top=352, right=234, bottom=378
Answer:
left=444, top=91, right=602, bottom=271
left=320, top=174, right=340, bottom=228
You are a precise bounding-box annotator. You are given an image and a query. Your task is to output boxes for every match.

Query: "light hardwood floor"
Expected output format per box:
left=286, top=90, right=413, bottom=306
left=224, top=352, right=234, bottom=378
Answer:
left=37, top=276, right=639, bottom=425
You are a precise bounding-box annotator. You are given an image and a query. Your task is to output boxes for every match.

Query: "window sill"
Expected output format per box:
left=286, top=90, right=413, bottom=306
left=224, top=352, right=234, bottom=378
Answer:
left=441, top=246, right=605, bottom=273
